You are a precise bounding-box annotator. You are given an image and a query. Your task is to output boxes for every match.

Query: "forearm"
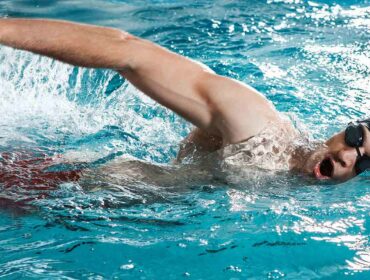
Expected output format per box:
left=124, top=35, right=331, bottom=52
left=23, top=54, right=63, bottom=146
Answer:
left=0, top=18, right=132, bottom=69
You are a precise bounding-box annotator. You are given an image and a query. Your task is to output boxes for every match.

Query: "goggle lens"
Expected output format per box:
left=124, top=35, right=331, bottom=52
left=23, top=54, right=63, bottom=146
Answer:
left=344, top=123, right=364, bottom=147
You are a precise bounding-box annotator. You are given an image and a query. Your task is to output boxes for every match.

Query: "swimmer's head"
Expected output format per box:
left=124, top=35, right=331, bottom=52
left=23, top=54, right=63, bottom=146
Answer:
left=299, top=119, right=370, bottom=182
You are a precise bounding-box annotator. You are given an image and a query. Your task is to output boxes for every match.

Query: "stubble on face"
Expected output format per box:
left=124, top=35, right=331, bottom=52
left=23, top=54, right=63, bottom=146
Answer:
left=290, top=141, right=329, bottom=177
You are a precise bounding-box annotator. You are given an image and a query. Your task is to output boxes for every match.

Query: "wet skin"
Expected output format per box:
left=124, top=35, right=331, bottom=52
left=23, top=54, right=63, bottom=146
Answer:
left=0, top=18, right=368, bottom=184
left=305, top=126, right=370, bottom=182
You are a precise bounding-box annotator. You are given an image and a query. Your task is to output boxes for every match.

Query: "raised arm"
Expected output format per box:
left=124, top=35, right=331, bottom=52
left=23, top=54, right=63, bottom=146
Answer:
left=0, top=18, right=281, bottom=143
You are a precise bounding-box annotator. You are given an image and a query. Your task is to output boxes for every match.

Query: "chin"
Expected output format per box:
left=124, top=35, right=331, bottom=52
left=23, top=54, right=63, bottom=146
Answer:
left=304, top=147, right=332, bottom=180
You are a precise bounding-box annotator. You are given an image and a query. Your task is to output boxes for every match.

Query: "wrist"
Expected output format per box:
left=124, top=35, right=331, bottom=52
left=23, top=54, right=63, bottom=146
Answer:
left=0, top=18, right=9, bottom=42
left=0, top=19, right=17, bottom=45
left=0, top=19, right=4, bottom=41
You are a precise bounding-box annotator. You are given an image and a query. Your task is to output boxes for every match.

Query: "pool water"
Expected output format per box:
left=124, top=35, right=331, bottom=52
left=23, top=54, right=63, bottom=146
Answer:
left=1, top=0, right=370, bottom=279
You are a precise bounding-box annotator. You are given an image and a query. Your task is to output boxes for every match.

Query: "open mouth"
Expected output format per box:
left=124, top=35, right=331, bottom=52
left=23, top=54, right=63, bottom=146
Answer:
left=315, top=157, right=334, bottom=179
left=320, top=158, right=334, bottom=177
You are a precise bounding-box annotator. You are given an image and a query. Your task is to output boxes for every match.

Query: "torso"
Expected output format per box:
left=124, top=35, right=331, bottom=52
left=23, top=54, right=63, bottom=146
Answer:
left=79, top=116, right=304, bottom=189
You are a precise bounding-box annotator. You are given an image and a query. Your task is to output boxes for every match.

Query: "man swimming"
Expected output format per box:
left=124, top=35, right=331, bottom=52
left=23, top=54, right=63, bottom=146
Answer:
left=0, top=18, right=369, bottom=183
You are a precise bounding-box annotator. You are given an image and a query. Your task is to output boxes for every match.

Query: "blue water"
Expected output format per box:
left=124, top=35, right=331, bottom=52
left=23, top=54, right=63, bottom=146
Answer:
left=1, top=0, right=370, bottom=279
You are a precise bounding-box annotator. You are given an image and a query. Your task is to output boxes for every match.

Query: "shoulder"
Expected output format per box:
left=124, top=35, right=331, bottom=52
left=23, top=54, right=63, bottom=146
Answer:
left=197, top=74, right=288, bottom=144
left=228, top=112, right=299, bottom=146
left=223, top=109, right=296, bottom=145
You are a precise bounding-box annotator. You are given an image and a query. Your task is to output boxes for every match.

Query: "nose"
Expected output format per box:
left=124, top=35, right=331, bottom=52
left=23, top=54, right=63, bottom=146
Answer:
left=337, top=148, right=358, bottom=168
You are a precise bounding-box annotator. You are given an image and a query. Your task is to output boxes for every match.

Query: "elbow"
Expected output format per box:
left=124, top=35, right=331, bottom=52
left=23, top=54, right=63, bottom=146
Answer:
left=114, top=31, right=159, bottom=72
left=106, top=28, right=139, bottom=71
left=112, top=28, right=136, bottom=42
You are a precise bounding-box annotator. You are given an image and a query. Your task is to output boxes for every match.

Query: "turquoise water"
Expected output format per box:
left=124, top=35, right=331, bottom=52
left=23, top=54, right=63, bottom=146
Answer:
left=1, top=0, right=370, bottom=279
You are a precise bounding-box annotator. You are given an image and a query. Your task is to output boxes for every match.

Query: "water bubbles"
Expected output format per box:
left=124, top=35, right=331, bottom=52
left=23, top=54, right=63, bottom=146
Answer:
left=120, top=261, right=135, bottom=270
left=225, top=265, right=242, bottom=273
left=211, top=19, right=221, bottom=29
left=267, top=269, right=285, bottom=279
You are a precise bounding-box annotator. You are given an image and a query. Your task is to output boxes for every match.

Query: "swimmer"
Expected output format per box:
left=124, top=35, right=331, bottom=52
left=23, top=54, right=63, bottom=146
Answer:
left=0, top=18, right=369, bottom=182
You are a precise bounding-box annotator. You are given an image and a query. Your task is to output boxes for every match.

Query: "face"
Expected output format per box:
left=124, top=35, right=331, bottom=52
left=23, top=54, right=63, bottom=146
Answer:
left=303, top=125, right=370, bottom=182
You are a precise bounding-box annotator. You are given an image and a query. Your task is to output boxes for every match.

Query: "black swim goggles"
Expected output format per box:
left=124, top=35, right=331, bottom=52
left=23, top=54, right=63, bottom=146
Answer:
left=344, top=119, right=370, bottom=175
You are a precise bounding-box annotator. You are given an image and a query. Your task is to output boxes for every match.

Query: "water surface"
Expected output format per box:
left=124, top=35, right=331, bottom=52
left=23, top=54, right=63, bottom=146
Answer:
left=0, top=0, right=370, bottom=279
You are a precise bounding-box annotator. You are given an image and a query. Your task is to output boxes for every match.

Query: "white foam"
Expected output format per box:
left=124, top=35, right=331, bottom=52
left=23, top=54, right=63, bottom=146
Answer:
left=0, top=47, right=187, bottom=148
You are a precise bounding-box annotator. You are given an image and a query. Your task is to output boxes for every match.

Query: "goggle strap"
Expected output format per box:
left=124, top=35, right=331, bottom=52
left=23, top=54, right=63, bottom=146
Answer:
left=355, top=146, right=362, bottom=158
